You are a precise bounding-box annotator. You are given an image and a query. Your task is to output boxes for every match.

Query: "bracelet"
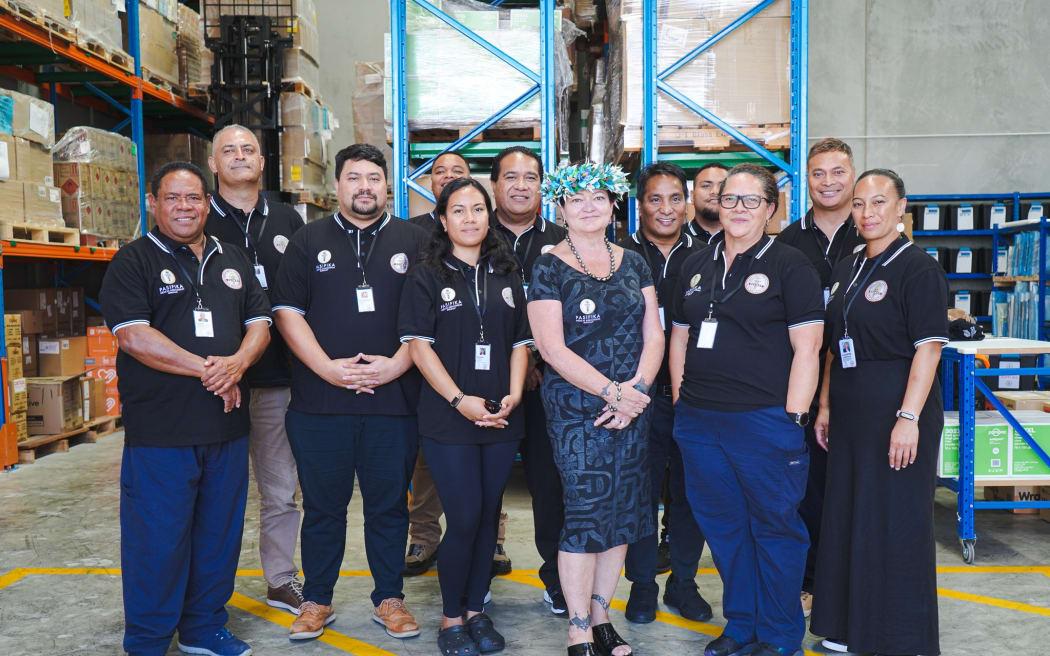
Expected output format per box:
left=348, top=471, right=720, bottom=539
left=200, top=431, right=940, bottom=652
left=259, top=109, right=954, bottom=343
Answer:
left=896, top=409, right=917, bottom=421
left=614, top=381, right=622, bottom=404
left=450, top=392, right=465, bottom=408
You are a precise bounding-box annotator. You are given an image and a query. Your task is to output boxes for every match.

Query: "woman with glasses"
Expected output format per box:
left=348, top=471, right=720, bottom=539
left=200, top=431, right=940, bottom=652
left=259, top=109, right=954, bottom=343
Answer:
left=668, top=164, right=824, bottom=656
left=528, top=162, right=664, bottom=656
left=810, top=169, right=947, bottom=656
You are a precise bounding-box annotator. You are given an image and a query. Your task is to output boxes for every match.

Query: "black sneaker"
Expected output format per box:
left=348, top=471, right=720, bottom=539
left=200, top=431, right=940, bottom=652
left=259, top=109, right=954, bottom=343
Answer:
left=543, top=587, right=567, bottom=615
left=663, top=575, right=713, bottom=622
left=490, top=544, right=512, bottom=576
left=704, top=634, right=753, bottom=656
left=624, top=581, right=659, bottom=624
left=655, top=532, right=672, bottom=575
left=403, top=543, right=438, bottom=577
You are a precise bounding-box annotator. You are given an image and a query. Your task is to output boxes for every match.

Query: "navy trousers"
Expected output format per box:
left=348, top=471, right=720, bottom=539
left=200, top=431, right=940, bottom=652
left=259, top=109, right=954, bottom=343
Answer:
left=120, top=436, right=249, bottom=656
left=674, top=404, right=809, bottom=653
left=625, top=393, right=705, bottom=583
left=519, top=387, right=564, bottom=591
left=285, top=410, right=417, bottom=607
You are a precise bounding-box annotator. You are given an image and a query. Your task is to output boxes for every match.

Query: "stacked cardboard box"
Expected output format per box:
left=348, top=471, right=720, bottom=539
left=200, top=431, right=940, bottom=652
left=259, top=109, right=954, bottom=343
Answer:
left=131, top=1, right=180, bottom=87
left=68, top=0, right=127, bottom=56
left=280, top=92, right=333, bottom=195
left=176, top=4, right=204, bottom=91
left=85, top=326, right=120, bottom=416
left=144, top=133, right=211, bottom=194
left=5, top=288, right=86, bottom=339
left=0, top=89, right=62, bottom=229
left=4, top=315, right=28, bottom=442
left=53, top=127, right=140, bottom=240
left=939, top=411, right=1050, bottom=481
left=27, top=375, right=83, bottom=435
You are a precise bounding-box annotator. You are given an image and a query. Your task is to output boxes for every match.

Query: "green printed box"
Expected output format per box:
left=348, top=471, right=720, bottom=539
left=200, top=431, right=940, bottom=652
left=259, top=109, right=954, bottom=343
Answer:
left=938, top=412, right=1010, bottom=478
left=1012, top=411, right=1050, bottom=476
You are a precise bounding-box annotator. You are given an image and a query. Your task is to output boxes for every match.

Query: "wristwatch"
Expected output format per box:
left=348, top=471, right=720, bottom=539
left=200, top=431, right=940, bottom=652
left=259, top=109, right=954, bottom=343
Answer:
left=450, top=392, right=465, bottom=408
left=787, top=411, right=810, bottom=427
left=896, top=409, right=917, bottom=421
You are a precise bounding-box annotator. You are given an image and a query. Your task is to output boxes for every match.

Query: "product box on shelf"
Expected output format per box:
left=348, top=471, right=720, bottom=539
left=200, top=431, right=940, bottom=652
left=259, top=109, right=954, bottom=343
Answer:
left=22, top=182, right=63, bottom=227
left=0, top=134, right=17, bottom=180
left=87, top=326, right=118, bottom=358
left=984, top=485, right=1043, bottom=515
left=0, top=88, right=56, bottom=148
left=144, top=133, right=211, bottom=191
left=0, top=179, right=26, bottom=221
left=939, top=412, right=1010, bottom=479
left=80, top=375, right=107, bottom=422
left=23, top=335, right=38, bottom=377
left=38, top=337, right=88, bottom=377
left=84, top=355, right=119, bottom=416
left=8, top=376, right=27, bottom=413
left=68, top=0, right=126, bottom=54
left=133, top=2, right=180, bottom=86
left=27, top=375, right=83, bottom=435
left=52, top=128, right=139, bottom=240
left=4, top=313, right=21, bottom=345
left=11, top=411, right=27, bottom=442
left=993, top=391, right=1050, bottom=411
left=15, top=138, right=54, bottom=186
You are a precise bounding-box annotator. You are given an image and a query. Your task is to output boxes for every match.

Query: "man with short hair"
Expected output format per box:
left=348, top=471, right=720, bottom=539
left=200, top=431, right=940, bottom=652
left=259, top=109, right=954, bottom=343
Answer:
left=101, top=161, right=272, bottom=656
left=403, top=148, right=469, bottom=577
left=687, top=162, right=729, bottom=242
left=619, top=161, right=711, bottom=624
left=775, top=137, right=863, bottom=616
left=488, top=145, right=569, bottom=614
left=272, top=144, right=426, bottom=641
left=204, top=125, right=307, bottom=615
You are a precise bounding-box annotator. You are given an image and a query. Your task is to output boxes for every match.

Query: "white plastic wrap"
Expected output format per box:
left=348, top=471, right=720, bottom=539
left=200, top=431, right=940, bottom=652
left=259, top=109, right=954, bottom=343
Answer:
left=280, top=92, right=334, bottom=195
left=52, top=127, right=139, bottom=239
left=68, top=0, right=125, bottom=53
left=176, top=3, right=203, bottom=91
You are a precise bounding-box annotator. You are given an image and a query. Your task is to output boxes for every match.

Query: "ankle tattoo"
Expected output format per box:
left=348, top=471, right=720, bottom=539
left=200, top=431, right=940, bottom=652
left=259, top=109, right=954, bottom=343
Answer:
left=570, top=612, right=592, bottom=632
left=591, top=594, right=610, bottom=610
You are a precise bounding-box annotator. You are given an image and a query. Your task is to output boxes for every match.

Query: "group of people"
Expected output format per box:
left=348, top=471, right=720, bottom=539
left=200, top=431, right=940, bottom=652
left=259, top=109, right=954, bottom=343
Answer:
left=100, top=128, right=947, bottom=656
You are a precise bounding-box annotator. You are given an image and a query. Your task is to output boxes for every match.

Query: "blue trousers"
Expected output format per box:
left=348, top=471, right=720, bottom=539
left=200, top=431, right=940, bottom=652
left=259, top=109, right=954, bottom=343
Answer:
left=673, top=404, right=809, bottom=652
left=120, top=437, right=249, bottom=656
left=285, top=410, right=417, bottom=607
left=625, top=394, right=705, bottom=583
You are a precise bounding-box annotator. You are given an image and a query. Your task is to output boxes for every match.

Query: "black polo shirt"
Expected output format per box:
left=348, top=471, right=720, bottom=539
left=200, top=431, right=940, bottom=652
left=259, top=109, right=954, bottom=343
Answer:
left=489, top=214, right=567, bottom=288
left=776, top=209, right=864, bottom=294
left=671, top=236, right=824, bottom=411
left=685, top=219, right=724, bottom=245
left=398, top=257, right=532, bottom=445
left=271, top=212, right=427, bottom=416
left=100, top=229, right=272, bottom=447
left=618, top=230, right=705, bottom=390
left=408, top=211, right=440, bottom=231
left=206, top=193, right=305, bottom=387
left=825, top=236, right=949, bottom=362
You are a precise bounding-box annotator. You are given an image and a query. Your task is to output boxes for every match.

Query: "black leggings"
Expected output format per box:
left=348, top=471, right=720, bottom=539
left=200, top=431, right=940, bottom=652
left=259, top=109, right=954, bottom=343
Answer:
left=421, top=436, right=520, bottom=618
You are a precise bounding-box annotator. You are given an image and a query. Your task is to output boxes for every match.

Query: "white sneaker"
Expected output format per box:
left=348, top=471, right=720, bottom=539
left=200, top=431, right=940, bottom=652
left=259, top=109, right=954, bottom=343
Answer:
left=821, top=637, right=849, bottom=652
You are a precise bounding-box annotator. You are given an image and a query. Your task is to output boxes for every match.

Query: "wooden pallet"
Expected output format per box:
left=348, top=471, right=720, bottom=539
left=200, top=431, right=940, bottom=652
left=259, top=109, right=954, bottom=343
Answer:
left=17, top=415, right=122, bottom=464
left=0, top=221, right=79, bottom=245
left=80, top=233, right=128, bottom=249
left=76, top=36, right=133, bottom=75
left=281, top=80, right=320, bottom=102
left=397, top=124, right=543, bottom=144
left=621, top=122, right=791, bottom=153
left=141, top=67, right=182, bottom=95
left=1, top=0, right=76, bottom=42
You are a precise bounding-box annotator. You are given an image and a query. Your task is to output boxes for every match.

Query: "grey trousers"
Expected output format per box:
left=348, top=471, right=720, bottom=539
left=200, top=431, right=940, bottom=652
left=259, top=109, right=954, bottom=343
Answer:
left=249, top=386, right=300, bottom=587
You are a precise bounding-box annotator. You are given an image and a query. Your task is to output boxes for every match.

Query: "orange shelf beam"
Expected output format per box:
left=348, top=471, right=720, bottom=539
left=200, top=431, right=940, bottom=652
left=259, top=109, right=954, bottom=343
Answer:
left=0, top=241, right=118, bottom=262
left=0, top=11, right=212, bottom=123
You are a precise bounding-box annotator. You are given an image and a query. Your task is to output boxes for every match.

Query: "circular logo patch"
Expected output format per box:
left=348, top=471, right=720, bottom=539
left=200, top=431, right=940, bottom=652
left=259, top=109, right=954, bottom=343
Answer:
left=541, top=244, right=555, bottom=255
left=689, top=273, right=702, bottom=288
left=830, top=281, right=840, bottom=295
left=744, top=273, right=770, bottom=295
left=221, top=268, right=243, bottom=290
left=502, top=287, right=515, bottom=308
left=390, top=252, right=409, bottom=274
left=160, top=268, right=176, bottom=285
left=317, top=249, right=332, bottom=264
left=865, top=280, right=889, bottom=302
left=440, top=287, right=456, bottom=302
left=580, top=299, right=596, bottom=315
left=273, top=234, right=289, bottom=253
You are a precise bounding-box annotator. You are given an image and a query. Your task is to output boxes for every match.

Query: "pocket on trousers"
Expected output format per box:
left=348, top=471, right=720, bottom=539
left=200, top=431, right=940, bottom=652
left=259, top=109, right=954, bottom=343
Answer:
left=784, top=448, right=810, bottom=503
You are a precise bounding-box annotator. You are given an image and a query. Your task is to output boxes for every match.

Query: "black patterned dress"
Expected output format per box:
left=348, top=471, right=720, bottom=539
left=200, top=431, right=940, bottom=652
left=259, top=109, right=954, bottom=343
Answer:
left=527, top=250, right=655, bottom=553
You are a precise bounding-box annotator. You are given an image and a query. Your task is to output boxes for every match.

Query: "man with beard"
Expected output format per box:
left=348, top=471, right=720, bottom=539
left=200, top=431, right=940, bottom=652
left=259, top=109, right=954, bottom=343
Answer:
left=272, top=143, right=426, bottom=641
left=687, top=162, right=729, bottom=244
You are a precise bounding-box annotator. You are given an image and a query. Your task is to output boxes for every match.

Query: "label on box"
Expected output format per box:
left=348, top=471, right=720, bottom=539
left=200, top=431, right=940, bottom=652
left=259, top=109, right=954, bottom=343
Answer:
left=956, top=248, right=973, bottom=273
left=1013, top=424, right=1050, bottom=476
left=990, top=204, right=1006, bottom=227
left=1029, top=204, right=1045, bottom=221
left=999, top=360, right=1020, bottom=390
left=957, top=205, right=974, bottom=230
left=61, top=339, right=70, bottom=350
left=925, top=247, right=939, bottom=260
left=36, top=184, right=45, bottom=197
left=0, top=95, right=12, bottom=135
left=923, top=205, right=940, bottom=230
left=0, top=141, right=9, bottom=180
left=28, top=103, right=49, bottom=137
left=954, top=290, right=971, bottom=315
left=48, top=187, right=58, bottom=203
left=977, top=425, right=1010, bottom=476
left=290, top=164, right=302, bottom=182
left=659, top=24, right=688, bottom=48
left=997, top=246, right=1008, bottom=274
left=12, top=377, right=25, bottom=393
left=38, top=340, right=59, bottom=355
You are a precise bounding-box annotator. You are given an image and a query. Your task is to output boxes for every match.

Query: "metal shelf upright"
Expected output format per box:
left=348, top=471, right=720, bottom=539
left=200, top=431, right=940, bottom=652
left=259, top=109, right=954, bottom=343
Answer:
left=634, top=0, right=808, bottom=234
left=389, top=0, right=557, bottom=220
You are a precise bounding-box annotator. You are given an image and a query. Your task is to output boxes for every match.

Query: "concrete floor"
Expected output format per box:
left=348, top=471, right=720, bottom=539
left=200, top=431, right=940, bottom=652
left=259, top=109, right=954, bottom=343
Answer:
left=0, top=431, right=1047, bottom=655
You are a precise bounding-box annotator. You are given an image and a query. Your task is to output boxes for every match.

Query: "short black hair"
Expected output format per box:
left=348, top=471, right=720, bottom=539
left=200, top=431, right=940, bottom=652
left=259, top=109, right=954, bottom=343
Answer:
left=490, top=145, right=542, bottom=182
left=335, top=143, right=387, bottom=180
left=151, top=161, right=209, bottom=197
left=433, top=150, right=469, bottom=170
left=636, top=161, right=687, bottom=199
left=694, top=162, right=729, bottom=179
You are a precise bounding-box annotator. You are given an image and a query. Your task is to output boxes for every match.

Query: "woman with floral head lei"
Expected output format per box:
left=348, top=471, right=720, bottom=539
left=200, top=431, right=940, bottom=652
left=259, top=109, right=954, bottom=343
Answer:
left=527, top=161, right=664, bottom=656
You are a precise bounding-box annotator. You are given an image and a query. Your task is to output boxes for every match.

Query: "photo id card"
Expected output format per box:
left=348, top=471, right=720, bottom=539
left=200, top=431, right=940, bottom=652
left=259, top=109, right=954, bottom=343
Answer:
left=356, top=285, right=375, bottom=313
left=254, top=264, right=268, bottom=289
left=839, top=336, right=857, bottom=368
left=697, top=318, right=718, bottom=349
left=475, top=343, right=491, bottom=370
left=193, top=309, right=215, bottom=338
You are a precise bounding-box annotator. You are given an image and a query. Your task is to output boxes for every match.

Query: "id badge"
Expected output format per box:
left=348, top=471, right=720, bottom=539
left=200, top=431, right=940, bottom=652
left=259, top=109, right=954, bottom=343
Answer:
left=839, top=336, right=857, bottom=368
left=254, top=264, right=268, bottom=289
left=193, top=309, right=215, bottom=338
left=823, top=287, right=831, bottom=308
left=356, top=285, right=375, bottom=313
left=697, top=318, right=718, bottom=349
left=475, top=343, right=491, bottom=371
left=658, top=306, right=666, bottom=330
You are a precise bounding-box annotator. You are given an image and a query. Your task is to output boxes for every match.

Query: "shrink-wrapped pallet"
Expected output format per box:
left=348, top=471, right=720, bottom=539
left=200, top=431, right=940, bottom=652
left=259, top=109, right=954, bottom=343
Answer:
left=68, top=0, right=125, bottom=54
left=52, top=127, right=140, bottom=240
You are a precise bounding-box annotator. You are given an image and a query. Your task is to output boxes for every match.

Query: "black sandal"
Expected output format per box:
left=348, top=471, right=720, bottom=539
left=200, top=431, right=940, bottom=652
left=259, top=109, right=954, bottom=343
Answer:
left=593, top=622, right=631, bottom=656
left=466, top=613, right=505, bottom=653
left=437, top=625, right=478, bottom=656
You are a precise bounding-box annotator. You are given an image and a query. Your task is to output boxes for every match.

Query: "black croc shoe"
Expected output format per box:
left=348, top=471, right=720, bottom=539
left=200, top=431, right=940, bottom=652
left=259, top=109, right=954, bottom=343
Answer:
left=438, top=625, right=478, bottom=656
left=593, top=622, right=631, bottom=656
left=465, top=613, right=505, bottom=654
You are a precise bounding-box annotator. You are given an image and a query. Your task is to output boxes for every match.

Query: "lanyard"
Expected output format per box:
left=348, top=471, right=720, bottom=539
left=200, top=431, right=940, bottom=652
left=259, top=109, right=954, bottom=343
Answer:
left=168, top=240, right=209, bottom=309
left=339, top=214, right=383, bottom=286
left=841, top=246, right=891, bottom=337
left=705, top=238, right=763, bottom=319
left=639, top=238, right=670, bottom=287
left=238, top=208, right=269, bottom=264
left=512, top=226, right=537, bottom=274
left=457, top=263, right=489, bottom=342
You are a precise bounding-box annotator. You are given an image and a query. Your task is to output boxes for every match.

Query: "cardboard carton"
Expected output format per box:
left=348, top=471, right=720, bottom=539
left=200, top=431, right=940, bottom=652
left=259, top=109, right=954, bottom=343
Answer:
left=0, top=88, right=56, bottom=148
left=11, top=411, right=27, bottom=442
left=4, top=289, right=60, bottom=335
left=22, top=335, right=37, bottom=377
left=0, top=133, right=17, bottom=180
left=38, top=336, right=87, bottom=377
left=4, top=313, right=21, bottom=345
left=22, top=182, right=63, bottom=227
left=27, top=375, right=83, bottom=435
left=0, top=178, right=26, bottom=221
left=8, top=376, right=26, bottom=412
left=983, top=485, right=1042, bottom=515
left=16, top=138, right=53, bottom=186
left=993, top=390, right=1050, bottom=411
left=87, top=326, right=118, bottom=357
left=15, top=310, right=43, bottom=335
left=80, top=375, right=108, bottom=422
left=938, top=412, right=1011, bottom=478
left=135, top=4, right=179, bottom=85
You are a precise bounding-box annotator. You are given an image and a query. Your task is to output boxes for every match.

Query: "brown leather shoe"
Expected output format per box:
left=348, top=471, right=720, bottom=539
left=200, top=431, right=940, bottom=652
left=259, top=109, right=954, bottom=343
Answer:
left=289, top=601, right=336, bottom=640
left=372, top=597, right=420, bottom=638
left=266, top=578, right=304, bottom=615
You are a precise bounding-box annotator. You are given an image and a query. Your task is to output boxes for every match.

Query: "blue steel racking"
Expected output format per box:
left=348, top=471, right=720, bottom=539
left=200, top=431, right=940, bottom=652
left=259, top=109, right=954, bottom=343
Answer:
left=389, top=0, right=557, bottom=220
left=632, top=0, right=808, bottom=233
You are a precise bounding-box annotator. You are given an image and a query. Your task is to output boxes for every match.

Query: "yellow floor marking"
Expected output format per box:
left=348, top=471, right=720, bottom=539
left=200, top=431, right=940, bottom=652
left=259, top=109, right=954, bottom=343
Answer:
left=937, top=566, right=1050, bottom=575
left=0, top=568, right=28, bottom=590
left=937, top=587, right=1050, bottom=617
left=227, top=591, right=398, bottom=656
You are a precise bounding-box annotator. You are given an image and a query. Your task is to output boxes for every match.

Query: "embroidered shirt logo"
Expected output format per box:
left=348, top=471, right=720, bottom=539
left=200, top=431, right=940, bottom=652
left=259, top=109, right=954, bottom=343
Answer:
left=222, top=268, right=242, bottom=289
left=744, top=273, right=770, bottom=295
left=865, top=280, right=889, bottom=302
left=502, top=287, right=515, bottom=308
left=273, top=234, right=289, bottom=253
left=390, top=253, right=409, bottom=274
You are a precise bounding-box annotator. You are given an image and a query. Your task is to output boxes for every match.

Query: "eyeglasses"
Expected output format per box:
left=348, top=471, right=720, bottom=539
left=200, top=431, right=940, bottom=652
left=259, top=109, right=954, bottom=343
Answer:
left=719, top=194, right=769, bottom=210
